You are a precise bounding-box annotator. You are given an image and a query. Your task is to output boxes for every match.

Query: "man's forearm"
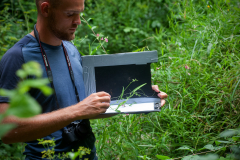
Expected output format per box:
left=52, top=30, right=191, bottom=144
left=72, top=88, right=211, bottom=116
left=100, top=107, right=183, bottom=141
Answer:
left=1, top=92, right=111, bottom=144
left=1, top=105, right=78, bottom=144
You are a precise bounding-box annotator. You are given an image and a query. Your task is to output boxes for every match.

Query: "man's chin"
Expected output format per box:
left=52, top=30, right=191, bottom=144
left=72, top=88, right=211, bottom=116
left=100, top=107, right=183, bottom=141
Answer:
left=61, top=34, right=75, bottom=41
left=69, top=34, right=75, bottom=41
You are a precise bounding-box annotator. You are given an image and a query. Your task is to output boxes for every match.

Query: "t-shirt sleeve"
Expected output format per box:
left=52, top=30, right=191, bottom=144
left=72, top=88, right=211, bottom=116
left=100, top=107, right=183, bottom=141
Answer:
left=0, top=47, right=25, bottom=103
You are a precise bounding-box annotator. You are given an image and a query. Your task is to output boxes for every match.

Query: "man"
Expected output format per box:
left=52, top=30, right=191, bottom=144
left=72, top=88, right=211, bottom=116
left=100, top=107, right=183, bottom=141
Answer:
left=0, top=0, right=168, bottom=159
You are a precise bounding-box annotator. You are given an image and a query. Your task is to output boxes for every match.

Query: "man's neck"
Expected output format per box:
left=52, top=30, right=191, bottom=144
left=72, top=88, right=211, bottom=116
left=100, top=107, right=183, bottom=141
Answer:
left=30, top=22, right=62, bottom=46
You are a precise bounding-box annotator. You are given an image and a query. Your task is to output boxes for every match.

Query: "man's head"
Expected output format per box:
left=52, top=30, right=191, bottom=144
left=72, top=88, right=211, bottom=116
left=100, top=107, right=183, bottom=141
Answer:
left=36, top=0, right=84, bottom=41
left=35, top=0, right=60, bottom=12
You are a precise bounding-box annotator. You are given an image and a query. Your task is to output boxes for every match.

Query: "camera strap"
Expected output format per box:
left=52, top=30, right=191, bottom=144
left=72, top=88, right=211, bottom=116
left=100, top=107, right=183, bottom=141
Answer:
left=33, top=24, right=80, bottom=109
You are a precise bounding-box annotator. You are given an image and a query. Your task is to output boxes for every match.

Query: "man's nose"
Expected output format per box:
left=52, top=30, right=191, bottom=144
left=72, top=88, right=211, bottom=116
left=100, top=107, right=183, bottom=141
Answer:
left=73, top=14, right=81, bottom=25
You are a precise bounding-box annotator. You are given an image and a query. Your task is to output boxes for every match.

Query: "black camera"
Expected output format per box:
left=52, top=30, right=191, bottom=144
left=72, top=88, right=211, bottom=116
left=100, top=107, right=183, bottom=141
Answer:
left=62, top=119, right=93, bottom=144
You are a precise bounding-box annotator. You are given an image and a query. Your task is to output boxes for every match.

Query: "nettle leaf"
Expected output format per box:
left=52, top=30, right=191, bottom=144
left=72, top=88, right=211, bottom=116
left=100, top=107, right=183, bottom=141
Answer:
left=0, top=123, right=16, bottom=138
left=177, top=146, right=194, bottom=152
left=219, top=129, right=240, bottom=137
left=203, top=144, right=215, bottom=151
left=156, top=155, right=171, bottom=160
left=16, top=70, right=27, bottom=79
left=39, top=86, right=53, bottom=95
left=0, top=89, right=17, bottom=98
left=16, top=61, right=43, bottom=78
left=18, top=79, right=52, bottom=95
left=182, top=155, right=200, bottom=160
left=198, top=154, right=219, bottom=160
left=7, top=94, right=41, bottom=118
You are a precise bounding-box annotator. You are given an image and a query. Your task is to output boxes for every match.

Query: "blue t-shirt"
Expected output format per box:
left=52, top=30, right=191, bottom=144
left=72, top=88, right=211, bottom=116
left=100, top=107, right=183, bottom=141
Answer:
left=0, top=34, right=96, bottom=159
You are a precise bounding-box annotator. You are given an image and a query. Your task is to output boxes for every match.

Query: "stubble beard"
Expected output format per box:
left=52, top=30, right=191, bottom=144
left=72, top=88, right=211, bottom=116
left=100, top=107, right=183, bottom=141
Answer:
left=48, top=13, right=75, bottom=41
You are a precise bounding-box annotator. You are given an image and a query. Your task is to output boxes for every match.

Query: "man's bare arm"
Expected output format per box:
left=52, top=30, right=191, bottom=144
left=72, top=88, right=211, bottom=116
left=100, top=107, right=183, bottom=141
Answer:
left=0, top=92, right=110, bottom=144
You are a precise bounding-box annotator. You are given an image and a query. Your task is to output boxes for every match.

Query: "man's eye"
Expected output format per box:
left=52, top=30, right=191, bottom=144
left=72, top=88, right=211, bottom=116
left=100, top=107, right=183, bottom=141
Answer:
left=67, top=13, right=74, bottom=17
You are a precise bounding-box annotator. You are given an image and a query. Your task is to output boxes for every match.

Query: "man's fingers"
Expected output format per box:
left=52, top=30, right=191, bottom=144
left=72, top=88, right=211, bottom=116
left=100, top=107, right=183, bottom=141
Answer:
left=96, top=91, right=111, bottom=97
left=160, top=99, right=166, bottom=107
left=152, top=85, right=160, bottom=92
left=158, top=91, right=168, bottom=99
left=99, top=96, right=111, bottom=103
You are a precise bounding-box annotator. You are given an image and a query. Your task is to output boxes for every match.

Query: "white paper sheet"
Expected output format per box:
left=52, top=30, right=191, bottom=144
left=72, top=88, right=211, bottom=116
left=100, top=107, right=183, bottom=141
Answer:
left=105, top=102, right=155, bottom=113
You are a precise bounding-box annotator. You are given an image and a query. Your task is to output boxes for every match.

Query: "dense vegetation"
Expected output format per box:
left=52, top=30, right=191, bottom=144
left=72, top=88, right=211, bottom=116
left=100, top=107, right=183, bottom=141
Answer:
left=0, top=0, right=240, bottom=159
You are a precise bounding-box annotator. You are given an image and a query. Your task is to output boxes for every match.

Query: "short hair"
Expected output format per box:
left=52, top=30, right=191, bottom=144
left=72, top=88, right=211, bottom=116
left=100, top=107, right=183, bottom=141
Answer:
left=35, top=0, right=61, bottom=12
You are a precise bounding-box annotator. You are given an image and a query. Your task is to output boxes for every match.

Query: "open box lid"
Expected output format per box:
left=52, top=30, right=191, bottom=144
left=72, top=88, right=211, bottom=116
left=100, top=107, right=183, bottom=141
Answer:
left=82, top=50, right=161, bottom=114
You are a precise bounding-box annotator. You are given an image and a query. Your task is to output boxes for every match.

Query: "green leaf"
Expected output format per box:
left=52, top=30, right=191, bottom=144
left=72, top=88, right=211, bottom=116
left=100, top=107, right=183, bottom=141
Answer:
left=18, top=79, right=52, bottom=95
left=119, top=86, right=125, bottom=99
left=198, top=154, right=219, bottom=160
left=152, top=20, right=161, bottom=28
left=38, top=85, right=53, bottom=96
left=91, top=44, right=101, bottom=55
left=67, top=152, right=79, bottom=160
left=123, top=27, right=131, bottom=33
left=78, top=50, right=85, bottom=56
left=16, top=61, right=43, bottom=78
left=203, top=144, right=215, bottom=151
left=232, top=136, right=240, bottom=141
left=215, top=140, right=221, bottom=146
left=132, top=83, right=146, bottom=93
left=87, top=25, right=92, bottom=29
left=16, top=70, right=27, bottom=79
left=182, top=155, right=200, bottom=160
left=215, top=140, right=232, bottom=144
left=177, top=146, right=194, bottom=153
left=0, top=89, right=16, bottom=98
left=7, top=94, right=41, bottom=118
left=89, top=43, right=92, bottom=55
left=80, top=13, right=84, bottom=16
left=115, top=110, right=121, bottom=113
left=86, top=18, right=92, bottom=22
left=219, top=129, right=240, bottom=137
left=156, top=155, right=171, bottom=160
left=0, top=123, right=16, bottom=138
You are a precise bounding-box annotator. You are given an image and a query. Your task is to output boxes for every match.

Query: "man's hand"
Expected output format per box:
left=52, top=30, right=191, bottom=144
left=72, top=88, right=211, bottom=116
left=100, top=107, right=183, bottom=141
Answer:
left=75, top=91, right=111, bottom=119
left=152, top=85, right=168, bottom=107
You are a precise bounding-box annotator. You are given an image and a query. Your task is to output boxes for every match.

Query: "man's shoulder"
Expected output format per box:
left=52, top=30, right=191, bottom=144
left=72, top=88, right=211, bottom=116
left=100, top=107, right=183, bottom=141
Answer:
left=63, top=41, right=81, bottom=59
left=2, top=35, right=33, bottom=60
left=63, top=41, right=78, bottom=51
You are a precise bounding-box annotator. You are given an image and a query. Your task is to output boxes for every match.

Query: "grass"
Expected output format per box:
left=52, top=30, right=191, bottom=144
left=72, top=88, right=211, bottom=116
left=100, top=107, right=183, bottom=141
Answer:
left=90, top=0, right=240, bottom=159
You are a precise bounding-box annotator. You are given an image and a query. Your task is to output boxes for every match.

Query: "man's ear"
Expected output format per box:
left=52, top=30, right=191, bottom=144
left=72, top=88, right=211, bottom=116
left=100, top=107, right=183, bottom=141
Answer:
left=40, top=2, right=50, bottom=17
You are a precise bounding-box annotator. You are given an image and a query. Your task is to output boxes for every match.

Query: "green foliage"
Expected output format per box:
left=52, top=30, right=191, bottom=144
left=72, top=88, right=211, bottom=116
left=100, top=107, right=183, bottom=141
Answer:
left=37, top=138, right=91, bottom=160
left=0, top=141, right=25, bottom=160
left=72, top=14, right=109, bottom=56
left=0, top=61, right=52, bottom=159
left=76, top=0, right=170, bottom=54
left=0, top=0, right=37, bottom=58
left=90, top=0, right=240, bottom=159
left=38, top=139, right=56, bottom=160
left=0, top=62, right=52, bottom=121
